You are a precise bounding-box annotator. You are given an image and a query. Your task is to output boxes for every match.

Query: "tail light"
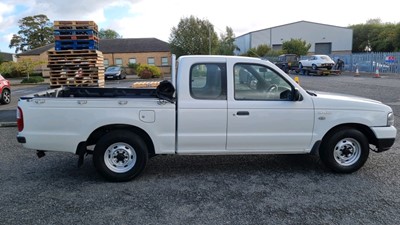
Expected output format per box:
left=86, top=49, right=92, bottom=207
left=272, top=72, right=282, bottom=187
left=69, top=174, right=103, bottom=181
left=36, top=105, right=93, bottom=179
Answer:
left=17, top=107, right=24, bottom=132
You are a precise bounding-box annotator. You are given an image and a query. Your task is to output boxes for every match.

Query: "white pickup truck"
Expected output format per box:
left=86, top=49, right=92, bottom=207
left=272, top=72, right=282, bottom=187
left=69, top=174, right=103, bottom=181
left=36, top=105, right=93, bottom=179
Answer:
left=17, top=55, right=396, bottom=181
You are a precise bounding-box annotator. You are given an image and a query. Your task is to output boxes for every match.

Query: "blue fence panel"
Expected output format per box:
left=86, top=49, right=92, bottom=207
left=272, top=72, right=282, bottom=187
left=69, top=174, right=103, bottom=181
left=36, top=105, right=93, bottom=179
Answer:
left=330, top=52, right=400, bottom=74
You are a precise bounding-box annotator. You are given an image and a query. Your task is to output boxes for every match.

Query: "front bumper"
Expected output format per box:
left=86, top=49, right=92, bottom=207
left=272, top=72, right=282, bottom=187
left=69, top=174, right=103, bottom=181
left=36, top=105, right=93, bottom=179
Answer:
left=371, top=126, right=397, bottom=152
left=376, top=138, right=396, bottom=152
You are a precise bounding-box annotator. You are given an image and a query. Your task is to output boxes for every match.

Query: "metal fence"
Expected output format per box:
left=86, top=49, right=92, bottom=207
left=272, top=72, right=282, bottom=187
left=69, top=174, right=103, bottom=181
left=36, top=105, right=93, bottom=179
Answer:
left=328, top=52, right=399, bottom=74
left=265, top=52, right=400, bottom=74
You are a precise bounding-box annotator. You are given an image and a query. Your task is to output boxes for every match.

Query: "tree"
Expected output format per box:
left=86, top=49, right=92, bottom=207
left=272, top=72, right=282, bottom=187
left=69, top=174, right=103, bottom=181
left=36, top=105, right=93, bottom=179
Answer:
left=349, top=19, right=400, bottom=52
left=217, top=26, right=237, bottom=55
left=98, top=28, right=122, bottom=39
left=9, top=14, right=54, bottom=53
left=242, top=44, right=271, bottom=57
left=169, top=16, right=219, bottom=58
left=16, top=58, right=45, bottom=79
left=281, top=38, right=311, bottom=56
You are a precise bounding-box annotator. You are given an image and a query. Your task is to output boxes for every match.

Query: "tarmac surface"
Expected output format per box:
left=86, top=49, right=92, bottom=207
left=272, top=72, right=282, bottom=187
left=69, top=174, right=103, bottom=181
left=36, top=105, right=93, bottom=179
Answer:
left=2, top=72, right=400, bottom=224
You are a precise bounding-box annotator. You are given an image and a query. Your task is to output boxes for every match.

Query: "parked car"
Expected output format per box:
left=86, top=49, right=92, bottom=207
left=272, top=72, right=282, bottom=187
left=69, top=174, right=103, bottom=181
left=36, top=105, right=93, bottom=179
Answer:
left=105, top=66, right=126, bottom=80
left=273, top=54, right=300, bottom=73
left=299, top=55, right=335, bottom=70
left=0, top=73, right=11, bottom=104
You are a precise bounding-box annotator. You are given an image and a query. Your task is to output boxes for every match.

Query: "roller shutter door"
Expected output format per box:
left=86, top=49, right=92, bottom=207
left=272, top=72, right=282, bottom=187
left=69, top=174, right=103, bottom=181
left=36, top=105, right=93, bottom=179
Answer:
left=315, top=43, right=332, bottom=54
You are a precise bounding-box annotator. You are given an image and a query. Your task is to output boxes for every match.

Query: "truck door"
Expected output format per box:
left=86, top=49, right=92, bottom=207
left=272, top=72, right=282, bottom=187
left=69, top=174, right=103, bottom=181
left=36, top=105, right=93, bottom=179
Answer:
left=177, top=62, right=227, bottom=153
left=227, top=63, right=314, bottom=152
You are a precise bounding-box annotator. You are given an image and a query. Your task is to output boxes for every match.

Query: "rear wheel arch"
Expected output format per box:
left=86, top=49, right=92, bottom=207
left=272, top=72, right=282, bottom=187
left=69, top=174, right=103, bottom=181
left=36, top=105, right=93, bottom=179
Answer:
left=85, top=124, right=155, bottom=157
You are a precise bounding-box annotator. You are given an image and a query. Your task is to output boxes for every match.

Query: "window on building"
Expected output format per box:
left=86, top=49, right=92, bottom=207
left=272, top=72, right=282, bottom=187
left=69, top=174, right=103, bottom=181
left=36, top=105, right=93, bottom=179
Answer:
left=161, top=57, right=169, bottom=66
left=147, top=57, right=155, bottom=65
left=104, top=59, right=109, bottom=67
left=272, top=44, right=282, bottom=51
left=115, top=58, right=123, bottom=66
left=129, top=58, right=137, bottom=64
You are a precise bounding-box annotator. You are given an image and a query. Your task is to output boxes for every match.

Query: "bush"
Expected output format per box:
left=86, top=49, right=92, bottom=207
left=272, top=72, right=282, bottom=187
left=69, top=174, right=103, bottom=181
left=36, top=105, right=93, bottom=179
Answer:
left=21, top=76, right=45, bottom=84
left=136, top=64, right=162, bottom=79
left=0, top=61, right=23, bottom=78
left=126, top=63, right=140, bottom=75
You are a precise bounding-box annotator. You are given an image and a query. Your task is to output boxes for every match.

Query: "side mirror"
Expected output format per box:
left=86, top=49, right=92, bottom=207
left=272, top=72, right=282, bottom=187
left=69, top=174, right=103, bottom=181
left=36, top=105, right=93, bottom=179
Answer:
left=293, top=89, right=302, bottom=101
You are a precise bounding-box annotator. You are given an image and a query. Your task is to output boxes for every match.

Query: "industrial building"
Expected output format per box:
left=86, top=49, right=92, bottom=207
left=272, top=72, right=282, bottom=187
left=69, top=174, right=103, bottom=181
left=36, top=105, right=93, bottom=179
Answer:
left=234, top=20, right=353, bottom=55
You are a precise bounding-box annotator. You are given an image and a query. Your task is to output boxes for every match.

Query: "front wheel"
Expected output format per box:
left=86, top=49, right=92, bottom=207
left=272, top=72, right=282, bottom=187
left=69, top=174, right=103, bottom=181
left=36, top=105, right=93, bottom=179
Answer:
left=93, top=130, right=148, bottom=181
left=0, top=89, right=11, bottom=104
left=319, top=128, right=369, bottom=173
left=312, top=64, right=318, bottom=70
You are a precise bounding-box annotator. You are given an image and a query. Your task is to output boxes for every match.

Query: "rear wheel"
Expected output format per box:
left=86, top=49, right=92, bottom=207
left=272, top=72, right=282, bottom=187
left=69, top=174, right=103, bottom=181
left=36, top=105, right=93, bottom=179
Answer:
left=0, top=88, right=11, bottom=104
left=93, top=130, right=148, bottom=181
left=319, top=128, right=369, bottom=173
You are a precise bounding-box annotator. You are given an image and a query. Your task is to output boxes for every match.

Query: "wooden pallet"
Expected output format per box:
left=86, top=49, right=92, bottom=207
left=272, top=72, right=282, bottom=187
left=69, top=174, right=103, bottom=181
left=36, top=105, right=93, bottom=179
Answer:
left=54, top=29, right=98, bottom=36
left=54, top=20, right=97, bottom=26
left=54, top=35, right=99, bottom=41
left=54, top=21, right=98, bottom=32
left=48, top=49, right=104, bottom=88
left=48, top=49, right=102, bottom=55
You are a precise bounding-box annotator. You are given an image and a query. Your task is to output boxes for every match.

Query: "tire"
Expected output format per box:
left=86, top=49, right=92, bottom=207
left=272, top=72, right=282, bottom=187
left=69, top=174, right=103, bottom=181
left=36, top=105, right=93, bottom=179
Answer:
left=93, top=130, right=148, bottom=182
left=319, top=128, right=369, bottom=173
left=282, top=65, right=288, bottom=73
left=0, top=88, right=11, bottom=104
left=312, top=64, right=318, bottom=70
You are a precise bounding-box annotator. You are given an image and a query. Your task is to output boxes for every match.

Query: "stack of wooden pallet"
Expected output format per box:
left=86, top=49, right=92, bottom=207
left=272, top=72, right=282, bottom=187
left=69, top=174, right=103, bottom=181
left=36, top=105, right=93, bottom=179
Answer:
left=54, top=21, right=99, bottom=51
left=48, top=50, right=105, bottom=88
left=48, top=20, right=104, bottom=88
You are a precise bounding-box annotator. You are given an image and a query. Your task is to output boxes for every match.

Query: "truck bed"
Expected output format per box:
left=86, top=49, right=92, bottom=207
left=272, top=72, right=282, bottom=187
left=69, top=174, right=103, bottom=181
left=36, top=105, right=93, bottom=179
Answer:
left=21, top=86, right=159, bottom=99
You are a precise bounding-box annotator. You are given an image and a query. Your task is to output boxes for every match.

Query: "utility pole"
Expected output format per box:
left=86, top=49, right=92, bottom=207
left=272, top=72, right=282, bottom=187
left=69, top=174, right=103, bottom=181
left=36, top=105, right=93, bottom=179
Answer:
left=209, top=25, right=211, bottom=55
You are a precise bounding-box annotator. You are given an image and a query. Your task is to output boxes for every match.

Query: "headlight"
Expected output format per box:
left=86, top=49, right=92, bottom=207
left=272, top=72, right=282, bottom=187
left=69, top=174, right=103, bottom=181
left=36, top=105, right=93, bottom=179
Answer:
left=387, top=112, right=394, bottom=126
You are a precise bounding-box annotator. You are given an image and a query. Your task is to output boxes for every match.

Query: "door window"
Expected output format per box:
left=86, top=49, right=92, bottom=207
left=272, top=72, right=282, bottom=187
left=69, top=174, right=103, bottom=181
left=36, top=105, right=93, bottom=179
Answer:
left=234, top=63, right=292, bottom=101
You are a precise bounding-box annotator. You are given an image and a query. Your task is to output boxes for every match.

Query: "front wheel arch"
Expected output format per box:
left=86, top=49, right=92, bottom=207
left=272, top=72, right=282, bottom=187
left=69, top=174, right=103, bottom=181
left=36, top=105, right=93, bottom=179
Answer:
left=321, top=124, right=377, bottom=147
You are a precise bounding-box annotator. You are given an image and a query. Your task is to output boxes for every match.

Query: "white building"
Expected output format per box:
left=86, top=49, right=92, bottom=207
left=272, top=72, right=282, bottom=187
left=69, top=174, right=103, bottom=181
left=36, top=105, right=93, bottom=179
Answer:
left=235, top=20, right=353, bottom=55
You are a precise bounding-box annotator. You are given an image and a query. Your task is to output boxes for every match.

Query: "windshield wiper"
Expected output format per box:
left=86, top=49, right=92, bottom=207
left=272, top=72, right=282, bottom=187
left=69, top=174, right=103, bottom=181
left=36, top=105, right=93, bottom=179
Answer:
left=306, top=90, right=317, bottom=96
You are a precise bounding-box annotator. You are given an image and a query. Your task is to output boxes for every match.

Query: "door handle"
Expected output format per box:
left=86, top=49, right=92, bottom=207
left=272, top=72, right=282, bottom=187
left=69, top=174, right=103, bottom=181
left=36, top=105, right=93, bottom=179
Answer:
left=236, top=111, right=249, bottom=116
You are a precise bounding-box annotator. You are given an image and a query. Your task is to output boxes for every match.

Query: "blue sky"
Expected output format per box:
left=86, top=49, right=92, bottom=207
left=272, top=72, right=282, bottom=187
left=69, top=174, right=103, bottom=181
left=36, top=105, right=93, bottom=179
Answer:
left=0, top=0, right=399, bottom=54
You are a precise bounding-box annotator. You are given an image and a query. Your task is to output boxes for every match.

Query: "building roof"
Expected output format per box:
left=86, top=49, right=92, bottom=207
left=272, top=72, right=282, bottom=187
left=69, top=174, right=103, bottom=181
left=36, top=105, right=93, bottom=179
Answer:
left=100, top=38, right=170, bottom=53
left=236, top=20, right=352, bottom=39
left=0, top=52, right=14, bottom=61
left=18, top=38, right=170, bottom=56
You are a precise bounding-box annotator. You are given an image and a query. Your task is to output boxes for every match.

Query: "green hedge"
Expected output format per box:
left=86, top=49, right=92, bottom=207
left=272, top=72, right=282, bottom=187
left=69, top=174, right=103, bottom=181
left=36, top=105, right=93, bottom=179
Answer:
left=21, top=76, right=45, bottom=84
left=136, top=64, right=162, bottom=79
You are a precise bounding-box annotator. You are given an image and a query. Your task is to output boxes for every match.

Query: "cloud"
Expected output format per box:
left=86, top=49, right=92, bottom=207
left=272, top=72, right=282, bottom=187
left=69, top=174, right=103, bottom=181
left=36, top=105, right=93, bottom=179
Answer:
left=1, top=0, right=400, bottom=53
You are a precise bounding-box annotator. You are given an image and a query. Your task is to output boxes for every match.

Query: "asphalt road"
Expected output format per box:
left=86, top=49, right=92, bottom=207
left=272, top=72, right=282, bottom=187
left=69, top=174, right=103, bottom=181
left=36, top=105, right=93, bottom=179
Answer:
left=1, top=73, right=400, bottom=225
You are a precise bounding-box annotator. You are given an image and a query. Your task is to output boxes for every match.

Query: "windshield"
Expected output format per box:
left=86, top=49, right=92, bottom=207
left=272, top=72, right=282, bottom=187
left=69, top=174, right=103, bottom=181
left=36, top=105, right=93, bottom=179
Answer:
left=106, top=67, right=120, bottom=72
